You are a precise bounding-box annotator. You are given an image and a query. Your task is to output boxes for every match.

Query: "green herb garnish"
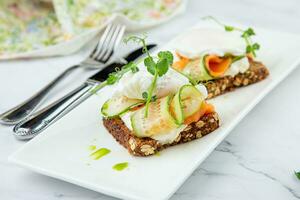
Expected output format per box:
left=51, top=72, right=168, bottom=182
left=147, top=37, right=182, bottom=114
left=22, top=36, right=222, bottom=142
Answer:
left=203, top=16, right=260, bottom=57
left=91, top=61, right=139, bottom=94
left=124, top=35, right=173, bottom=117
left=91, top=34, right=173, bottom=118
left=295, top=171, right=300, bottom=180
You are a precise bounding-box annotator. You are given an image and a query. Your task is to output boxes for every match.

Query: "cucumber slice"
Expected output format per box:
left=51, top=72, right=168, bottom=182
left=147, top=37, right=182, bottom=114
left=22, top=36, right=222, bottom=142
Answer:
left=200, top=55, right=214, bottom=80
left=182, top=58, right=212, bottom=82
left=170, top=91, right=183, bottom=124
left=131, top=96, right=178, bottom=137
left=180, top=85, right=205, bottom=117
left=101, top=96, right=144, bottom=117
left=170, top=85, right=205, bottom=124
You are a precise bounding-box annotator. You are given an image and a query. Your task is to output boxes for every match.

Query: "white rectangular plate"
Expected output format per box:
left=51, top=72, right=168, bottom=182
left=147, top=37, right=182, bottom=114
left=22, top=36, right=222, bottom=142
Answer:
left=9, top=21, right=300, bottom=200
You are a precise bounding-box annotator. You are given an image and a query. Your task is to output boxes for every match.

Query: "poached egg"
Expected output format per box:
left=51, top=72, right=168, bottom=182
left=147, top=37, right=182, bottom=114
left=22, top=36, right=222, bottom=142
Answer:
left=174, top=28, right=250, bottom=77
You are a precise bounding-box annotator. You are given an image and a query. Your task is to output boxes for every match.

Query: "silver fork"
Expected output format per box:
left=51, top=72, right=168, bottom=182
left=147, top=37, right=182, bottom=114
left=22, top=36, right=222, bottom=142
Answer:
left=0, top=23, right=126, bottom=125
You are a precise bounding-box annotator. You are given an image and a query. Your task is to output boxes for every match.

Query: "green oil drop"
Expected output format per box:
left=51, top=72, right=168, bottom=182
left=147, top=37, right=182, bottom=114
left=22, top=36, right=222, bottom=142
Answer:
left=90, top=148, right=111, bottom=160
left=88, top=145, right=96, bottom=151
left=113, top=162, right=128, bottom=171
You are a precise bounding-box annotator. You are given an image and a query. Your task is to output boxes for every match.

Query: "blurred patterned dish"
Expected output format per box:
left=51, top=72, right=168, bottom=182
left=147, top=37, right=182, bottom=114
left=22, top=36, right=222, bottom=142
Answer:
left=0, top=0, right=186, bottom=59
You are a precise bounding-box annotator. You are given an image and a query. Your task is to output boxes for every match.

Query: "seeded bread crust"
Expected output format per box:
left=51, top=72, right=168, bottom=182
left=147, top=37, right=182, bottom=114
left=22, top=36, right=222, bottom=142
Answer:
left=103, top=112, right=219, bottom=156
left=204, top=60, right=269, bottom=99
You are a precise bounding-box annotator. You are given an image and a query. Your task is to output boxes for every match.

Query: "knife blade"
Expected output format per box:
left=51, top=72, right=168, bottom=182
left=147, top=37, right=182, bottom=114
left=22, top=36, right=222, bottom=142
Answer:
left=89, top=44, right=156, bottom=82
left=13, top=44, right=157, bottom=140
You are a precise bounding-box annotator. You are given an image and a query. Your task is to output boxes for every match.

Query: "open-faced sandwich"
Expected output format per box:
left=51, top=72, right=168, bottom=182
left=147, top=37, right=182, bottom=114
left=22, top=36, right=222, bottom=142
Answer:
left=172, top=19, right=269, bottom=99
left=94, top=19, right=269, bottom=156
left=98, top=36, right=220, bottom=156
left=102, top=81, right=219, bottom=156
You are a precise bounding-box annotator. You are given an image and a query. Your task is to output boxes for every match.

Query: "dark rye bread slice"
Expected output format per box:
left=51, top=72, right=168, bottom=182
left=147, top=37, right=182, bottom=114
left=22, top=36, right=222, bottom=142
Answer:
left=204, top=59, right=269, bottom=99
left=103, top=112, right=219, bottom=156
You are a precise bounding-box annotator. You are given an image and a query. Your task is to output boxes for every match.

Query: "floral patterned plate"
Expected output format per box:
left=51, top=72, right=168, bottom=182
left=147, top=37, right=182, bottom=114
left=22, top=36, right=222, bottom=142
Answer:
left=0, top=0, right=186, bottom=60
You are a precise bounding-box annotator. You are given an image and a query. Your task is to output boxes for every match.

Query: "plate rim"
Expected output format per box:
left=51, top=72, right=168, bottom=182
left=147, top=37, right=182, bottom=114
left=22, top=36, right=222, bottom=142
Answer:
left=8, top=22, right=300, bottom=200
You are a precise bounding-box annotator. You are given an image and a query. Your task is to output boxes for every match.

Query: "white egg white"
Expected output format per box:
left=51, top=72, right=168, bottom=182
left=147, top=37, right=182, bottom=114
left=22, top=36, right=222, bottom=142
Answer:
left=113, top=66, right=189, bottom=100
left=175, top=28, right=246, bottom=57
left=174, top=28, right=250, bottom=77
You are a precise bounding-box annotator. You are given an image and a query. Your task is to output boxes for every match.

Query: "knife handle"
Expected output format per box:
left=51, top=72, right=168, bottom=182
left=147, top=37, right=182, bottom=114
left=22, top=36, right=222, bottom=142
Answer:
left=0, top=65, right=81, bottom=125
left=13, top=81, right=96, bottom=140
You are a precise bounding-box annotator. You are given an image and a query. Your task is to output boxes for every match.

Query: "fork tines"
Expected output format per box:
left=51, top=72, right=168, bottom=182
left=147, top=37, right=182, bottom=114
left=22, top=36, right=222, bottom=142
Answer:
left=91, top=23, right=126, bottom=63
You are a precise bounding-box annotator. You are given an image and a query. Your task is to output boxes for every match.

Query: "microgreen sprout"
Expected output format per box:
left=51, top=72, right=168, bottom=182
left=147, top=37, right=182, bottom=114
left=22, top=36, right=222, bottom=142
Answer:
left=203, top=16, right=260, bottom=57
left=125, top=35, right=173, bottom=117
left=90, top=61, right=139, bottom=94
left=91, top=34, right=173, bottom=118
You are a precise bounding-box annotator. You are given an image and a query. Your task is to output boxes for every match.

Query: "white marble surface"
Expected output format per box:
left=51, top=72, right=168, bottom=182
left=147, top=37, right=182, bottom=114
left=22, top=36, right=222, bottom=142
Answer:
left=1, top=0, right=300, bottom=199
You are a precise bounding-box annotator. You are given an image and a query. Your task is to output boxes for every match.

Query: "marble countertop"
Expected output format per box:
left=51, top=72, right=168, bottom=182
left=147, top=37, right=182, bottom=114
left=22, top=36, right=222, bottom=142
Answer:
left=1, top=0, right=300, bottom=199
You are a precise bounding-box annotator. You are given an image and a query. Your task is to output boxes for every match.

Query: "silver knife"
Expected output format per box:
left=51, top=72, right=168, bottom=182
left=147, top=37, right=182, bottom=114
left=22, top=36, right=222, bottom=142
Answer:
left=13, top=44, right=157, bottom=140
